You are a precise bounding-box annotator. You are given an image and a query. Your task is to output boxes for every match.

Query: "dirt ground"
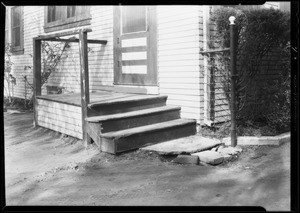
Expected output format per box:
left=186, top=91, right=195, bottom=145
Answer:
left=4, top=111, right=290, bottom=210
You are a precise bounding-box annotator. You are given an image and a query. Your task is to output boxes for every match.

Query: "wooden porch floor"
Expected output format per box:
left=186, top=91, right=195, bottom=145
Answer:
left=36, top=91, right=163, bottom=107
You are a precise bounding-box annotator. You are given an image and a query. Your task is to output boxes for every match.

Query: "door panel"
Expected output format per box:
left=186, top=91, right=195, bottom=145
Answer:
left=113, top=6, right=157, bottom=86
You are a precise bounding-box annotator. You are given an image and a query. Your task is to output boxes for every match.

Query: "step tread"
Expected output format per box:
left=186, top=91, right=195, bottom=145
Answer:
left=88, top=95, right=168, bottom=108
left=101, top=119, right=196, bottom=139
left=86, top=106, right=181, bottom=122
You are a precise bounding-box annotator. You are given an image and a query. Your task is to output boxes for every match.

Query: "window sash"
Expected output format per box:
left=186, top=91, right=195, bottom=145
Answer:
left=45, top=6, right=91, bottom=29
left=121, top=6, right=147, bottom=35
left=11, top=6, right=23, bottom=53
left=5, top=9, right=9, bottom=44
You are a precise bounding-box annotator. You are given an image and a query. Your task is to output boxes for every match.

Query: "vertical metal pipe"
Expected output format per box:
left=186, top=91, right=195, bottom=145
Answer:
left=229, top=16, right=237, bottom=147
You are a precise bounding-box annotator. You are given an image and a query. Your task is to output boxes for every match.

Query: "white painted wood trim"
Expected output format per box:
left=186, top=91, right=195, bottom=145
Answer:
left=121, top=37, right=147, bottom=47
left=113, top=85, right=159, bottom=94
left=122, top=52, right=147, bottom=60
left=202, top=6, right=213, bottom=126
left=122, top=65, right=147, bottom=74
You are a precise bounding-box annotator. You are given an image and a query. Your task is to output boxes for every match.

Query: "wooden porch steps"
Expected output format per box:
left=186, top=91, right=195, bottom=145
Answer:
left=88, top=95, right=168, bottom=116
left=86, top=94, right=196, bottom=154
left=86, top=106, right=181, bottom=133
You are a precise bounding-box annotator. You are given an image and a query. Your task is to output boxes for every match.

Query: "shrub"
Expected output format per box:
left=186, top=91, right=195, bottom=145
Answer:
left=211, top=7, right=291, bottom=134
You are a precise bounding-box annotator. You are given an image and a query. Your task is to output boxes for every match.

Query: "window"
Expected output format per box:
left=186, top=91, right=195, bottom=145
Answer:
left=5, top=8, right=9, bottom=45
left=11, top=6, right=24, bottom=54
left=44, top=6, right=91, bottom=33
left=121, top=6, right=147, bottom=34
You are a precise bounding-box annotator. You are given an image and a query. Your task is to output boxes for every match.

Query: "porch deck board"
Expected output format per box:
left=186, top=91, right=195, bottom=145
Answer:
left=36, top=91, right=161, bottom=107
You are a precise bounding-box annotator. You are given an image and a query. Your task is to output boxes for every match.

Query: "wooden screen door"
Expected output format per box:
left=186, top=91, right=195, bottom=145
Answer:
left=113, top=6, right=157, bottom=86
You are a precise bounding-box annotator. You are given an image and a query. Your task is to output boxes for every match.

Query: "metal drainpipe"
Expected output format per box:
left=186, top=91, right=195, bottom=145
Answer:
left=229, top=16, right=237, bottom=147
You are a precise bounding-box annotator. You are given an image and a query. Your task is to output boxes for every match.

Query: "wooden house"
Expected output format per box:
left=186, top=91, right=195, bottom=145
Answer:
left=4, top=3, right=288, bottom=154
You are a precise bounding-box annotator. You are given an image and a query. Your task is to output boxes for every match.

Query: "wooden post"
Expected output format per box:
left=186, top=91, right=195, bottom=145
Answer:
left=33, top=38, right=41, bottom=127
left=79, top=30, right=91, bottom=146
left=229, top=16, right=237, bottom=147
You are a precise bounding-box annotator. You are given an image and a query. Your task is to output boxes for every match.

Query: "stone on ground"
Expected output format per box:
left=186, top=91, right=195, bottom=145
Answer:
left=219, top=153, right=233, bottom=162
left=218, top=147, right=239, bottom=155
left=172, top=155, right=199, bottom=165
left=140, top=135, right=222, bottom=155
left=192, top=150, right=224, bottom=165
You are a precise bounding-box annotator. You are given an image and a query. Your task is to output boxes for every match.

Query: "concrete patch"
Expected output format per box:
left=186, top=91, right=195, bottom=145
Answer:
left=222, top=132, right=290, bottom=146
left=140, top=135, right=222, bottom=155
left=192, top=151, right=224, bottom=165
left=275, top=132, right=291, bottom=145
left=171, top=155, right=199, bottom=165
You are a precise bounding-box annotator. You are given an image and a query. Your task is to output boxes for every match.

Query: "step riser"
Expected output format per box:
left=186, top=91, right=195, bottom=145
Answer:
left=88, top=97, right=167, bottom=116
left=100, top=123, right=196, bottom=154
left=100, top=110, right=181, bottom=133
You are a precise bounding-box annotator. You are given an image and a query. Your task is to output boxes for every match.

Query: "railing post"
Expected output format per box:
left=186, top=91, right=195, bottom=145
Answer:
left=229, top=16, right=237, bottom=147
left=33, top=38, right=41, bottom=127
left=79, top=30, right=92, bottom=146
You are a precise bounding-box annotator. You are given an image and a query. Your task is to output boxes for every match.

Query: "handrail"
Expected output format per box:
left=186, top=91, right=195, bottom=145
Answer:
left=200, top=48, right=230, bottom=54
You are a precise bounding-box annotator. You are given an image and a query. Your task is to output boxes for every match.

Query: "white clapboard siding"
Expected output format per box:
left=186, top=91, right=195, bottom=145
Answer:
left=158, top=47, right=200, bottom=56
left=37, top=99, right=82, bottom=139
left=38, top=120, right=83, bottom=139
left=159, top=54, right=200, bottom=61
left=38, top=99, right=81, bottom=112
left=38, top=115, right=82, bottom=130
left=158, top=29, right=202, bottom=40
left=159, top=71, right=203, bottom=79
left=160, top=88, right=202, bottom=96
left=158, top=23, right=203, bottom=36
left=167, top=99, right=202, bottom=109
left=157, top=5, right=204, bottom=124
left=159, top=60, right=201, bottom=67
left=159, top=82, right=203, bottom=90
left=158, top=42, right=204, bottom=51
left=159, top=77, right=201, bottom=84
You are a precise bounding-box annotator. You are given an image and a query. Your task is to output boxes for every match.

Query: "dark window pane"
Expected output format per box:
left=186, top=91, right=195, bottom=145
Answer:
left=67, top=6, right=76, bottom=18
left=12, top=7, right=20, bottom=27
left=13, top=27, right=20, bottom=47
left=47, top=6, right=56, bottom=22
left=5, top=10, right=9, bottom=29
left=47, top=6, right=63, bottom=22
left=75, top=6, right=88, bottom=16
left=122, top=6, right=146, bottom=34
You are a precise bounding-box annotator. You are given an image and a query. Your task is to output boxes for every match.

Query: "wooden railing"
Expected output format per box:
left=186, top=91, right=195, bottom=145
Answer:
left=33, top=28, right=107, bottom=145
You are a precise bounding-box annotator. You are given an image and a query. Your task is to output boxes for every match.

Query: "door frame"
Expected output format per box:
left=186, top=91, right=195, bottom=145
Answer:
left=113, top=6, right=157, bottom=86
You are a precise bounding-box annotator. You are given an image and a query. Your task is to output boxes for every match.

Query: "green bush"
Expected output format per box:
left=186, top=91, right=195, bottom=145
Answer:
left=211, top=7, right=290, bottom=134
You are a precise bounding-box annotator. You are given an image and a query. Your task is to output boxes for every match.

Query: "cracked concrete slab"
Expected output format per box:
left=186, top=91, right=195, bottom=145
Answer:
left=140, top=135, right=222, bottom=155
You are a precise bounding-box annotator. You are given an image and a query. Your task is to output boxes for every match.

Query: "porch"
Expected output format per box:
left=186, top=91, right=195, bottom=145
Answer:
left=33, top=28, right=196, bottom=154
left=36, top=91, right=196, bottom=154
